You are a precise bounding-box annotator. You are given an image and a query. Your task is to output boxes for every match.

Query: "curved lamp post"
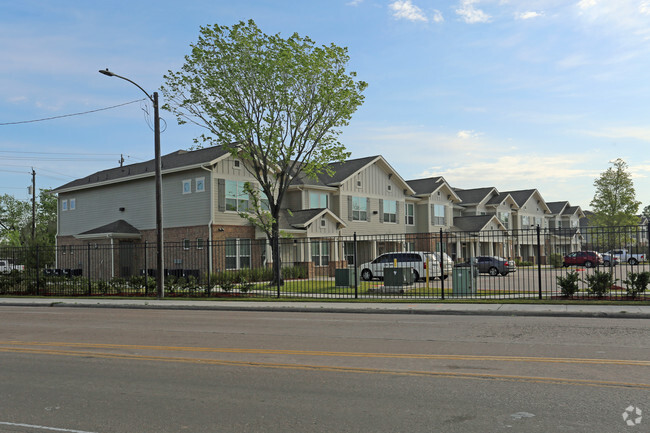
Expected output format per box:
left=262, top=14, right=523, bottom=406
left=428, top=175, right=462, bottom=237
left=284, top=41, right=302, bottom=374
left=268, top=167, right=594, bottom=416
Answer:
left=99, top=69, right=164, bottom=299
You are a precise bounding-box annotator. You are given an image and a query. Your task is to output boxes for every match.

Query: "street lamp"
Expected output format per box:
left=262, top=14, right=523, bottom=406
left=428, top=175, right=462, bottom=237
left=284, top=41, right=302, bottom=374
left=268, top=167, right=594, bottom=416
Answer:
left=99, top=68, right=164, bottom=299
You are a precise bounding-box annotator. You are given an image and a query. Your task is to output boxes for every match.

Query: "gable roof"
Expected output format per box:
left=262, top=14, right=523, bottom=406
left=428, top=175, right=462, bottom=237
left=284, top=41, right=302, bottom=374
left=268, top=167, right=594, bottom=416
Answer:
left=293, top=155, right=415, bottom=195
left=501, top=189, right=551, bottom=213
left=407, top=177, right=462, bottom=202
left=453, top=187, right=497, bottom=206
left=74, top=219, right=141, bottom=240
left=547, top=201, right=570, bottom=215
left=278, top=208, right=346, bottom=232
left=452, top=215, right=507, bottom=232
left=53, top=145, right=231, bottom=193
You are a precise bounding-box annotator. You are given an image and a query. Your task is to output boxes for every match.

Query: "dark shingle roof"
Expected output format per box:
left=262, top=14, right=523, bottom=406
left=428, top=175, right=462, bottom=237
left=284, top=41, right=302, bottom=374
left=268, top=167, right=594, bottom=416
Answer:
left=501, top=189, right=537, bottom=207
left=452, top=215, right=496, bottom=232
left=53, top=145, right=230, bottom=192
left=78, top=220, right=140, bottom=236
left=453, top=187, right=495, bottom=206
left=294, top=156, right=380, bottom=187
left=406, top=177, right=444, bottom=195
left=547, top=201, right=569, bottom=214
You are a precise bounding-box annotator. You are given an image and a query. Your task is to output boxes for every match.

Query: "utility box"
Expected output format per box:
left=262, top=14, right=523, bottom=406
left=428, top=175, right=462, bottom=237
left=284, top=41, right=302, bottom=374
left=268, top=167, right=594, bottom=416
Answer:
left=384, top=267, right=414, bottom=290
left=452, top=264, right=476, bottom=296
left=335, top=268, right=359, bottom=287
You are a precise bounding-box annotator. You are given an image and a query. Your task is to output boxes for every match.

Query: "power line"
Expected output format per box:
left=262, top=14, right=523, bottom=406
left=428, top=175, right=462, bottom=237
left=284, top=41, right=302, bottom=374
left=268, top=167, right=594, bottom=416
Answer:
left=0, top=98, right=146, bottom=126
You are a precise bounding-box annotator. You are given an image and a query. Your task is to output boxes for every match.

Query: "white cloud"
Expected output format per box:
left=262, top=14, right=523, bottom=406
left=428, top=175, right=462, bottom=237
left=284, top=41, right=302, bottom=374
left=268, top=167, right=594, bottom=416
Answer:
left=432, top=9, right=445, bottom=23
left=456, top=0, right=491, bottom=23
left=516, top=11, right=544, bottom=20
left=577, top=0, right=597, bottom=10
left=457, top=130, right=482, bottom=139
left=346, top=0, right=364, bottom=5
left=389, top=0, right=428, bottom=22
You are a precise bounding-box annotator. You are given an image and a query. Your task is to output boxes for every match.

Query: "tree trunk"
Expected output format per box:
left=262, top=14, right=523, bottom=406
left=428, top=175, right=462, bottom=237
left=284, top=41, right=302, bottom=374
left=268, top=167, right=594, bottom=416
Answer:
left=270, top=219, right=283, bottom=290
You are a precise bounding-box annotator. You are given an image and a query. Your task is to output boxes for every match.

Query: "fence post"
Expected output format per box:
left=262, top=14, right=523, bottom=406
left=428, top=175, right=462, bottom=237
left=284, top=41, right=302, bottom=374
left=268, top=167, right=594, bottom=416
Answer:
left=87, top=243, right=92, bottom=296
left=537, top=225, right=542, bottom=299
left=353, top=232, right=358, bottom=299
left=206, top=239, right=211, bottom=296
left=439, top=228, right=444, bottom=297
left=35, top=245, right=40, bottom=295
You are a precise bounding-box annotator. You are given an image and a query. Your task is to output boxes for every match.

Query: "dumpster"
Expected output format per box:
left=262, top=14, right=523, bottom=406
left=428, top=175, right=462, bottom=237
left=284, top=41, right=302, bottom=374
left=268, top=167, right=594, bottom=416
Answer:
left=335, top=268, right=359, bottom=287
left=384, top=267, right=414, bottom=291
left=452, top=262, right=477, bottom=296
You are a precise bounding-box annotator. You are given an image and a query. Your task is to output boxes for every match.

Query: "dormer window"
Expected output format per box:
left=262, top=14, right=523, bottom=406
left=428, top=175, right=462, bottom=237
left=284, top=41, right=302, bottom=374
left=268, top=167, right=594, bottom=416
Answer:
left=234, top=160, right=241, bottom=168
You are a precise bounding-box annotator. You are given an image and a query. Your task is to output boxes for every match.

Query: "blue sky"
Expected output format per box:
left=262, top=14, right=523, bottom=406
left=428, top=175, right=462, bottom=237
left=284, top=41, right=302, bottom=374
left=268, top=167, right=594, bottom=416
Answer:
left=2, top=0, right=650, bottom=211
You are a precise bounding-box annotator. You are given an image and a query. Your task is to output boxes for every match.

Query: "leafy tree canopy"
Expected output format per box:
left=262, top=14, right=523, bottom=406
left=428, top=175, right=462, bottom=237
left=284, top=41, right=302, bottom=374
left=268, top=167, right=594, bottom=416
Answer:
left=0, top=190, right=57, bottom=247
left=590, top=158, right=641, bottom=227
left=161, top=20, right=367, bottom=283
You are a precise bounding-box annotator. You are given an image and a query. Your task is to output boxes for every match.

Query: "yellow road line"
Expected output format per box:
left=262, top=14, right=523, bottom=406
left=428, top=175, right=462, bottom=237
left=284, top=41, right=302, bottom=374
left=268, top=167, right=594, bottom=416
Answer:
left=0, top=340, right=648, bottom=367
left=0, top=346, right=647, bottom=391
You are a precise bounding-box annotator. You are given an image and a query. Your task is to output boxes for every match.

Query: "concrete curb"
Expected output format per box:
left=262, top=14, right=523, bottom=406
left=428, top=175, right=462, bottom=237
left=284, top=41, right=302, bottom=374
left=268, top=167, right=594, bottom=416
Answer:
left=1, top=298, right=649, bottom=319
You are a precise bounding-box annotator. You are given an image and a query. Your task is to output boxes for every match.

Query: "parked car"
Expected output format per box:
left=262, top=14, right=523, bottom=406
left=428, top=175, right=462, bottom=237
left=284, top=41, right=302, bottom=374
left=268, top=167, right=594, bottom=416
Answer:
left=0, top=258, right=23, bottom=273
left=601, top=253, right=620, bottom=267
left=474, top=256, right=517, bottom=276
left=604, top=249, right=645, bottom=265
left=359, top=252, right=452, bottom=282
left=563, top=251, right=603, bottom=268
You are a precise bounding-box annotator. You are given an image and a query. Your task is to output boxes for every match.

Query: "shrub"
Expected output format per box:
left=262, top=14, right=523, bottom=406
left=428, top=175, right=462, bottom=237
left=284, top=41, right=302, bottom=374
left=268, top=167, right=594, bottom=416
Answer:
left=556, top=271, right=580, bottom=297
left=623, top=271, right=650, bottom=299
left=515, top=259, right=533, bottom=267
left=549, top=253, right=564, bottom=268
left=584, top=270, right=615, bottom=297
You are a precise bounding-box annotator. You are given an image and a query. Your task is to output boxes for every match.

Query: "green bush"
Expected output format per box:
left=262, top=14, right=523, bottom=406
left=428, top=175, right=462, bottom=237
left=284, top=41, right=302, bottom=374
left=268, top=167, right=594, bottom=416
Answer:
left=584, top=270, right=615, bottom=297
left=623, top=271, right=650, bottom=299
left=282, top=265, right=308, bottom=279
left=515, top=259, right=533, bottom=267
left=556, top=271, right=580, bottom=297
left=549, top=253, right=563, bottom=268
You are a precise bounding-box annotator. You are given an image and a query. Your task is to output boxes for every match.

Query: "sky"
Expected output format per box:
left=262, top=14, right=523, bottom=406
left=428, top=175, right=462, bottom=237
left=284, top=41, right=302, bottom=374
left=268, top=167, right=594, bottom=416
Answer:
left=2, top=0, right=650, bottom=211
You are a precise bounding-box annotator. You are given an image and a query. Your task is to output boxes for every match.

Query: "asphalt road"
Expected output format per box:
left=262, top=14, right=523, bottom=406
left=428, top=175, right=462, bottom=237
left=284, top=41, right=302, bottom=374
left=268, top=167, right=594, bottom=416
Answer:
left=0, top=307, right=648, bottom=432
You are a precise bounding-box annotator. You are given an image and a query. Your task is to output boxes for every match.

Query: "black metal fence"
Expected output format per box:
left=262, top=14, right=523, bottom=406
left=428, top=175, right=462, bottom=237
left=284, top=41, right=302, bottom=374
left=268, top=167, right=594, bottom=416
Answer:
left=1, top=224, right=649, bottom=300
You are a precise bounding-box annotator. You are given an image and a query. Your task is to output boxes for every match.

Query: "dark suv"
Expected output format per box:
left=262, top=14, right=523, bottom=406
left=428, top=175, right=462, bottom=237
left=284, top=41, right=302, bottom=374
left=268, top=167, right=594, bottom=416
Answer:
left=563, top=251, right=603, bottom=268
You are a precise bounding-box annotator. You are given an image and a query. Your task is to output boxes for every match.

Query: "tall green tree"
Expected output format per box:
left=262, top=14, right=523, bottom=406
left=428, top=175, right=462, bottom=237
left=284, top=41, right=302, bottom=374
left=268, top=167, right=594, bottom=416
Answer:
left=0, top=190, right=57, bottom=247
left=162, top=20, right=367, bottom=284
left=590, top=158, right=641, bottom=227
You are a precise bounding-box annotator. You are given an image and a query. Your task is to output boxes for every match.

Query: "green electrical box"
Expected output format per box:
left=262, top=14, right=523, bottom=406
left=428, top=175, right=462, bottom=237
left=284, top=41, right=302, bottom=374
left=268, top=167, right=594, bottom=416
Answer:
left=384, top=267, right=414, bottom=289
left=335, top=268, right=359, bottom=287
left=451, top=265, right=476, bottom=296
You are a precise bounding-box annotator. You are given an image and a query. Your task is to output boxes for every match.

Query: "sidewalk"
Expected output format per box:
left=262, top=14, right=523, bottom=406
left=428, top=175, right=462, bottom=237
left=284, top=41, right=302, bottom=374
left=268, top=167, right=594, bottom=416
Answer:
left=1, top=297, right=649, bottom=318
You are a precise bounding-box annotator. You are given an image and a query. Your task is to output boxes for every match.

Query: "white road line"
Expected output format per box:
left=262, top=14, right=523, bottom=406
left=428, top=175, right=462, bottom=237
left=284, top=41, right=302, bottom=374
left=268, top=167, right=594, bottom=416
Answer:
left=0, top=422, right=98, bottom=433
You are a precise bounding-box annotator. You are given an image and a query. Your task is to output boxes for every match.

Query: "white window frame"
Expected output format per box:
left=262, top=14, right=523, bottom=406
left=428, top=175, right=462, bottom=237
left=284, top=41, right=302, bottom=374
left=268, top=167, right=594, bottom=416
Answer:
left=433, top=204, right=445, bottom=225
left=182, top=179, right=192, bottom=194
left=196, top=238, right=204, bottom=250
left=383, top=200, right=397, bottom=223
left=183, top=239, right=190, bottom=250
left=225, top=238, right=251, bottom=270
left=405, top=203, right=414, bottom=225
left=352, top=197, right=367, bottom=221
left=195, top=177, right=205, bottom=193
left=61, top=199, right=68, bottom=211
left=309, top=192, right=328, bottom=209
left=225, top=180, right=249, bottom=212
left=311, top=241, right=330, bottom=267
left=69, top=198, right=76, bottom=210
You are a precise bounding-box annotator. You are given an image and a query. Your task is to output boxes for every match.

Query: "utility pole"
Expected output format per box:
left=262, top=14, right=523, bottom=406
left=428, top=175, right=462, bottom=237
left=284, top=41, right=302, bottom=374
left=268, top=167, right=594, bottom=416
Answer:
left=31, top=168, right=36, bottom=241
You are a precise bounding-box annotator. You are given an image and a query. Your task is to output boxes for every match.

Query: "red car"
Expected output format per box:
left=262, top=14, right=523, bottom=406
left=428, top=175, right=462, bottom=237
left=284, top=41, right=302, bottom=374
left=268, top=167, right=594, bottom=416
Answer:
left=563, top=251, right=603, bottom=268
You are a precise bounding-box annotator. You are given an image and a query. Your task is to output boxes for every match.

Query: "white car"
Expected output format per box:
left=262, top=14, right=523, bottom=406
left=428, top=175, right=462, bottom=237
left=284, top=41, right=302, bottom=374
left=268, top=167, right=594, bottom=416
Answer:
left=359, top=252, right=452, bottom=282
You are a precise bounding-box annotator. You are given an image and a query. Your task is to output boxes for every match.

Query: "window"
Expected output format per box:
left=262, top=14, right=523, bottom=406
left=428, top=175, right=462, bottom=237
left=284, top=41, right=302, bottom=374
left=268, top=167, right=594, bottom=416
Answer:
left=405, top=203, right=414, bottom=225
left=61, top=200, right=68, bottom=211
left=383, top=200, right=397, bottom=223
left=225, top=238, right=251, bottom=269
left=69, top=198, right=76, bottom=210
left=195, top=177, right=205, bottom=192
left=320, top=216, right=326, bottom=228
left=182, top=179, right=191, bottom=194
left=197, top=238, right=204, bottom=250
left=534, top=217, right=543, bottom=227
left=433, top=204, right=445, bottom=225
left=309, top=192, right=328, bottom=209
left=352, top=197, right=367, bottom=221
left=311, top=241, right=329, bottom=266
left=233, top=159, right=241, bottom=168
left=225, top=180, right=249, bottom=212
left=498, top=211, right=509, bottom=229
left=521, top=215, right=530, bottom=226
left=69, top=245, right=74, bottom=255
left=183, top=239, right=190, bottom=250
left=387, top=185, right=392, bottom=192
